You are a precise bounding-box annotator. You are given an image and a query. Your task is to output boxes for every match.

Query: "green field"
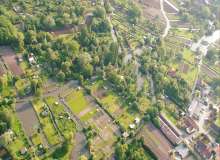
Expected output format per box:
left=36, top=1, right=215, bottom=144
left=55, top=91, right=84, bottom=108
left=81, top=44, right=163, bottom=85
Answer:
left=80, top=108, right=97, bottom=122
left=183, top=48, right=195, bottom=64
left=65, top=90, right=88, bottom=114
left=172, top=28, right=194, bottom=39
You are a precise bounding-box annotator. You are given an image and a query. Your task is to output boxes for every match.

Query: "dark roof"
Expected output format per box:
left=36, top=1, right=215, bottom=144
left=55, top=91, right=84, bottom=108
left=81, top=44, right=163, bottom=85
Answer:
left=195, top=141, right=212, bottom=159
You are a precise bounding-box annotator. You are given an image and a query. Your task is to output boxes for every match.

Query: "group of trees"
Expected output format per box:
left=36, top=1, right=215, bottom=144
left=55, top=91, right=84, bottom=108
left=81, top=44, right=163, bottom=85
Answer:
left=115, top=139, right=156, bottom=160
left=0, top=111, right=10, bottom=135
left=127, top=4, right=141, bottom=24
left=179, top=0, right=220, bottom=35
left=139, top=45, right=190, bottom=108
left=0, top=15, right=24, bottom=51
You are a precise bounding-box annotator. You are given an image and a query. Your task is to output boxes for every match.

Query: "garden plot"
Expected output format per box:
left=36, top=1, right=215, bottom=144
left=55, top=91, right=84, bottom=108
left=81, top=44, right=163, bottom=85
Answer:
left=88, top=110, right=120, bottom=158
left=0, top=47, right=23, bottom=76
left=63, top=88, right=120, bottom=159
left=32, top=100, right=61, bottom=147
left=167, top=48, right=198, bottom=88
left=45, top=96, right=76, bottom=139
left=89, top=80, right=142, bottom=130
left=0, top=108, right=29, bottom=159
left=170, top=62, right=198, bottom=88
left=16, top=103, right=40, bottom=137
left=134, top=0, right=165, bottom=24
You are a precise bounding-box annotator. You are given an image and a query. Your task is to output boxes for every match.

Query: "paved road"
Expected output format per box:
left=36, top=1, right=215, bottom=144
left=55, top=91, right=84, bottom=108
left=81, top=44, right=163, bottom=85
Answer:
left=160, top=0, right=171, bottom=38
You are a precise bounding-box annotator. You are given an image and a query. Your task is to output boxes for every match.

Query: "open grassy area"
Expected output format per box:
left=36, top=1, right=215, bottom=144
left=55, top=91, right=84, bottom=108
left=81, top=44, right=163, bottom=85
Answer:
left=65, top=90, right=88, bottom=115
left=80, top=108, right=97, bottom=122
left=171, top=28, right=194, bottom=39
left=180, top=65, right=198, bottom=88
left=32, top=100, right=60, bottom=146
left=183, top=48, right=195, bottom=64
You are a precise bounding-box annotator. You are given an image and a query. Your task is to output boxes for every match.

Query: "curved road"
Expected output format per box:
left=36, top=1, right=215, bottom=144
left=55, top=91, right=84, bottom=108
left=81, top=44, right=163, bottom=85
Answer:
left=160, top=0, right=171, bottom=38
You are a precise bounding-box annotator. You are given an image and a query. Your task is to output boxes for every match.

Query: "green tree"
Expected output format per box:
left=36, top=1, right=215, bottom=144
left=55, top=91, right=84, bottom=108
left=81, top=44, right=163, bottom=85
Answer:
left=42, top=15, right=56, bottom=29
left=127, top=5, right=141, bottom=24
left=93, top=7, right=106, bottom=18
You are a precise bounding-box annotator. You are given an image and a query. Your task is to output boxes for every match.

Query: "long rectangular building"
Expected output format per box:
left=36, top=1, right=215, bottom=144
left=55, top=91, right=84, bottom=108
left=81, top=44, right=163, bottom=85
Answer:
left=159, top=114, right=182, bottom=145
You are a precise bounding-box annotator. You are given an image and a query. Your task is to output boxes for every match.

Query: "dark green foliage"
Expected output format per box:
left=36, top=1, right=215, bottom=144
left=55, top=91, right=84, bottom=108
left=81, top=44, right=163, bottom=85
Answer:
left=91, top=18, right=110, bottom=33
left=0, top=112, right=10, bottom=135
left=0, top=15, right=24, bottom=50
left=115, top=139, right=156, bottom=160
left=127, top=5, right=141, bottom=24
left=50, top=141, right=69, bottom=159
left=93, top=7, right=106, bottom=18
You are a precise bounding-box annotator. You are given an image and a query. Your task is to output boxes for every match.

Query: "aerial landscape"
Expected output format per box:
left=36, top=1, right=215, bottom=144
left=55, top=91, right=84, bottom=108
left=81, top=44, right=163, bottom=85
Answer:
left=0, top=0, right=219, bottom=159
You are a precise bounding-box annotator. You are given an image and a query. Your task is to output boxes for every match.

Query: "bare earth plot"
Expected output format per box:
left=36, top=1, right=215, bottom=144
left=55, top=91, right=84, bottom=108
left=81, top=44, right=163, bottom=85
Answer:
left=16, top=102, right=39, bottom=137
left=138, top=122, right=173, bottom=160
left=63, top=88, right=120, bottom=159
left=16, top=102, right=48, bottom=147
left=135, top=0, right=165, bottom=27
left=71, top=132, right=88, bottom=160
left=0, top=47, right=23, bottom=76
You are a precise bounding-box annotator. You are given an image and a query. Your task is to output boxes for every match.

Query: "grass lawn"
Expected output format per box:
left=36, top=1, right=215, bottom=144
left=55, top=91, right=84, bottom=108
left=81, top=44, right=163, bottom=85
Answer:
left=45, top=96, right=76, bottom=140
left=80, top=108, right=97, bottom=122
left=32, top=100, right=60, bottom=146
left=167, top=14, right=180, bottom=20
left=183, top=48, right=195, bottom=64
left=31, top=134, right=42, bottom=146
left=101, top=93, right=120, bottom=114
left=65, top=90, right=88, bottom=114
left=162, top=110, right=178, bottom=126
left=180, top=65, right=198, bottom=88
left=172, top=28, right=194, bottom=39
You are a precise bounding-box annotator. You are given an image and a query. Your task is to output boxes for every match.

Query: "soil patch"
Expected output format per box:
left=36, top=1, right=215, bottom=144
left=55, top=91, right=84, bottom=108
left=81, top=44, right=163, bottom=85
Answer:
left=16, top=102, right=39, bottom=137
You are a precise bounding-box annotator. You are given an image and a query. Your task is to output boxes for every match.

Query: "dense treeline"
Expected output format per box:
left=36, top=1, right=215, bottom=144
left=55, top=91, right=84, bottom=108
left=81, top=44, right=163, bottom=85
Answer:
left=115, top=139, right=156, bottom=160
